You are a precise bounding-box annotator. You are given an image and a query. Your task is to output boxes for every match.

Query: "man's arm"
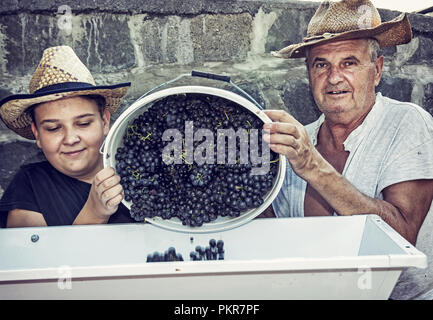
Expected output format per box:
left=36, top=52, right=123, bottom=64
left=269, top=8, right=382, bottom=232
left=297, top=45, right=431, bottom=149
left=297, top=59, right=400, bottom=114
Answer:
left=263, top=110, right=433, bottom=245
left=302, top=158, right=432, bottom=244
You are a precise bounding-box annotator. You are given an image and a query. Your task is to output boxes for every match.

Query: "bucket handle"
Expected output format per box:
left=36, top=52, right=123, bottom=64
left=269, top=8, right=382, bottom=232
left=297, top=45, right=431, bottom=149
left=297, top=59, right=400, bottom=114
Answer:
left=100, top=71, right=264, bottom=155
left=99, top=139, right=106, bottom=155
left=191, top=71, right=263, bottom=110
left=133, top=70, right=264, bottom=110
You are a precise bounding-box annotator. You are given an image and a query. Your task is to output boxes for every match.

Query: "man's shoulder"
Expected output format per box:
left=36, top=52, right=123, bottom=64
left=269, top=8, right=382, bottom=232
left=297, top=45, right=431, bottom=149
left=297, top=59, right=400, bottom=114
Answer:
left=380, top=94, right=432, bottom=124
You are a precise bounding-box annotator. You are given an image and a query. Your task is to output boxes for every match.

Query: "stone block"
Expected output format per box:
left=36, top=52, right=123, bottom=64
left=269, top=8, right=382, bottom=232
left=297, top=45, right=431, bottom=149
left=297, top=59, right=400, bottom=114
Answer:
left=0, top=87, right=11, bottom=100
left=0, top=13, right=135, bottom=76
left=0, top=0, right=19, bottom=13
left=70, top=14, right=135, bottom=73
left=376, top=75, right=413, bottom=103
left=225, top=81, right=267, bottom=109
left=282, top=80, right=320, bottom=125
left=0, top=0, right=261, bottom=15
left=408, top=12, right=433, bottom=34
left=423, top=83, right=433, bottom=116
left=407, top=35, right=433, bottom=66
left=0, top=14, right=60, bottom=76
left=265, top=7, right=316, bottom=53
left=190, top=13, right=252, bottom=62
left=380, top=11, right=433, bottom=66
left=129, top=13, right=253, bottom=65
left=129, top=15, right=194, bottom=65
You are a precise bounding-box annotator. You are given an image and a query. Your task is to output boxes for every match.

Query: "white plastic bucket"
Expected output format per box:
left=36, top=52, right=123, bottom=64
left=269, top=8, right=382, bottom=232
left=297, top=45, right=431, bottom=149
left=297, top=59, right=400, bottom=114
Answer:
left=103, top=85, right=286, bottom=233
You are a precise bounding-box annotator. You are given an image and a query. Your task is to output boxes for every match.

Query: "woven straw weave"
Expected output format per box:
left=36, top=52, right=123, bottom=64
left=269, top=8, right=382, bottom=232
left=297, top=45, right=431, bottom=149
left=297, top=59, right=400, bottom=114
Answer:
left=0, top=45, right=129, bottom=140
left=271, top=0, right=412, bottom=59
left=306, top=0, right=382, bottom=38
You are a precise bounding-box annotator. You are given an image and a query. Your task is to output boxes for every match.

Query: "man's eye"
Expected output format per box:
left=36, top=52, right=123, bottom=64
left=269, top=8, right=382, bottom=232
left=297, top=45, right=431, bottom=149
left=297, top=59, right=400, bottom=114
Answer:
left=46, top=127, right=60, bottom=132
left=314, top=62, right=327, bottom=68
left=344, top=61, right=356, bottom=67
left=78, top=122, right=91, bottom=127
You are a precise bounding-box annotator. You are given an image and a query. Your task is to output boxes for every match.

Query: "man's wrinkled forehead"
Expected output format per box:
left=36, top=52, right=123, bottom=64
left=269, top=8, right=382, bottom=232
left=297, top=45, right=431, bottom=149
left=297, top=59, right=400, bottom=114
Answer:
left=308, top=38, right=370, bottom=59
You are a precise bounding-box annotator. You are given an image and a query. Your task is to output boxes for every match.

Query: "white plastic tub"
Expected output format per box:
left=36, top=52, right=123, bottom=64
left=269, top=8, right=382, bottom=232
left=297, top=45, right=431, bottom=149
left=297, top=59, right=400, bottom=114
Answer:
left=0, top=215, right=426, bottom=299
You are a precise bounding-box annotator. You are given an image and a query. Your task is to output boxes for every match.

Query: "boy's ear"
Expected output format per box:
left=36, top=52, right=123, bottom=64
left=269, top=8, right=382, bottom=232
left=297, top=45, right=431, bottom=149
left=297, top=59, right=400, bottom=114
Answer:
left=102, top=108, right=111, bottom=136
left=30, top=122, right=42, bottom=148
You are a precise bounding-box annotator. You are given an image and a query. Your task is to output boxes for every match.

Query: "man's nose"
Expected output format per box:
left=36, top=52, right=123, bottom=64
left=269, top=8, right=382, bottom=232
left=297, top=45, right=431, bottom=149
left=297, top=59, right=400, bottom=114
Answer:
left=327, top=65, right=344, bottom=84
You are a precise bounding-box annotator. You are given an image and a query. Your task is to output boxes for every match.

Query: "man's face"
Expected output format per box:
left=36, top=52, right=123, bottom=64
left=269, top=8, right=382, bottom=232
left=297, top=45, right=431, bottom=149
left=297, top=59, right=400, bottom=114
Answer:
left=31, top=96, right=110, bottom=183
left=307, top=39, right=383, bottom=124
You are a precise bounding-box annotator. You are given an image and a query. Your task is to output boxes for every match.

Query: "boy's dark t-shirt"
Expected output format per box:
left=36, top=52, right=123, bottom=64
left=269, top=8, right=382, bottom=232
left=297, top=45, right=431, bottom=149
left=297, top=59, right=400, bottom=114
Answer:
left=0, top=161, right=135, bottom=227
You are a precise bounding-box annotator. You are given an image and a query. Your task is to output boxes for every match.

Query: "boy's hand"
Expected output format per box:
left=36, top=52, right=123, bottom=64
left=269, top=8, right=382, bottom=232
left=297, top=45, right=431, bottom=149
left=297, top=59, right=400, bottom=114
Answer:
left=88, top=167, right=124, bottom=219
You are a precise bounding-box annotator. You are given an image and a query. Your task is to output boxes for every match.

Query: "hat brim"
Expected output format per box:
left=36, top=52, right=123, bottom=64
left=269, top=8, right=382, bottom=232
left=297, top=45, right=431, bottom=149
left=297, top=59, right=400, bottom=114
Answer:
left=271, top=13, right=412, bottom=59
left=0, top=82, right=131, bottom=140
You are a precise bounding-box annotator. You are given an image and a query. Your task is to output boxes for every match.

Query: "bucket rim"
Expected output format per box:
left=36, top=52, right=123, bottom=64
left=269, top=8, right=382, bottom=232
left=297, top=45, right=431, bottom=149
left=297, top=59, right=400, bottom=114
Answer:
left=103, top=85, right=286, bottom=233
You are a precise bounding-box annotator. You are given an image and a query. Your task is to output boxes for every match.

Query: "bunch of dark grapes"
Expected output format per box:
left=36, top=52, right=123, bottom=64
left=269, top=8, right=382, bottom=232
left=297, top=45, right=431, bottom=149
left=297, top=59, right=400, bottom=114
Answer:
left=146, top=247, right=184, bottom=262
left=190, top=239, right=225, bottom=261
left=115, top=93, right=280, bottom=226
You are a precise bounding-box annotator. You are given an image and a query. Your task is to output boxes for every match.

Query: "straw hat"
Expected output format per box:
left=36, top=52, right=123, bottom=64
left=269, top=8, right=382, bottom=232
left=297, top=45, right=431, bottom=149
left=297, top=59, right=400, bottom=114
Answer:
left=271, top=0, right=412, bottom=59
left=0, top=45, right=131, bottom=140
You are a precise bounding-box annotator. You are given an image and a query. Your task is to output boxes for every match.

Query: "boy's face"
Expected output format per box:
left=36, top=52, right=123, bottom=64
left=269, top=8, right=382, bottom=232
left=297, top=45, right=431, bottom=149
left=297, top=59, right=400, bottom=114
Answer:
left=31, top=96, right=110, bottom=183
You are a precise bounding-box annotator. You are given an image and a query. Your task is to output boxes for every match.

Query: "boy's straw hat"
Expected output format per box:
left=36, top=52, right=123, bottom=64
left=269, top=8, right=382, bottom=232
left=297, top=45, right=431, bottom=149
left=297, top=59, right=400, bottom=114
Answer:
left=0, top=45, right=131, bottom=140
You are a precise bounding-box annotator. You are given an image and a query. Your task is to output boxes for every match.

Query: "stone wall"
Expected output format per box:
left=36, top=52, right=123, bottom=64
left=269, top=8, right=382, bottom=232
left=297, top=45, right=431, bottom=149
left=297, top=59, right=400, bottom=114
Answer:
left=0, top=0, right=432, bottom=195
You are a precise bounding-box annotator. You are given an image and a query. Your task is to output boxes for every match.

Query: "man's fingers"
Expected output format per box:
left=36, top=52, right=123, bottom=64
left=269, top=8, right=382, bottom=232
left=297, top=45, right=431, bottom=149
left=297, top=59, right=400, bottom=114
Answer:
left=263, top=133, right=299, bottom=150
left=263, top=122, right=301, bottom=139
left=264, top=110, right=301, bottom=125
left=268, top=143, right=298, bottom=159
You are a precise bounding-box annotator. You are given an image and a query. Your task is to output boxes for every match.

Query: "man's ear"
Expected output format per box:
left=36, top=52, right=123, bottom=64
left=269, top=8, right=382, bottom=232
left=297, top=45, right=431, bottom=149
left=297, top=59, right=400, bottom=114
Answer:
left=374, top=55, right=384, bottom=87
left=102, top=108, right=111, bottom=136
left=31, top=122, right=42, bottom=148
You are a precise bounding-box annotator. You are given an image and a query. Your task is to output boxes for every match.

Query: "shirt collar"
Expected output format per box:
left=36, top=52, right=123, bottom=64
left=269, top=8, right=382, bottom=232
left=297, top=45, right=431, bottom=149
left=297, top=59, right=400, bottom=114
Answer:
left=309, top=92, right=385, bottom=151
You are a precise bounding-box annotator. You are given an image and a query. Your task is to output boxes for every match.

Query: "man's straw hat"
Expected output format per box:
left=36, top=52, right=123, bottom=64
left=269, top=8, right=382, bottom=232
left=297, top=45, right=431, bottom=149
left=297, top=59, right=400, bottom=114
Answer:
left=271, top=0, right=412, bottom=59
left=0, top=45, right=131, bottom=140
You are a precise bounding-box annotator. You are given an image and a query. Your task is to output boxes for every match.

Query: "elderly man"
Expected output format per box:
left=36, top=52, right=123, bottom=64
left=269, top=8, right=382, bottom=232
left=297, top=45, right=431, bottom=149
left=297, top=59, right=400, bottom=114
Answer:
left=264, top=0, right=433, bottom=299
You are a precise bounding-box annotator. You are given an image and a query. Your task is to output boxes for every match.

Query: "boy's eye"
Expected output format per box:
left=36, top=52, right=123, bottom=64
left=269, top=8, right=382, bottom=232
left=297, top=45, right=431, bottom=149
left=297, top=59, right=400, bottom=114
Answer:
left=78, top=122, right=90, bottom=127
left=46, top=127, right=60, bottom=132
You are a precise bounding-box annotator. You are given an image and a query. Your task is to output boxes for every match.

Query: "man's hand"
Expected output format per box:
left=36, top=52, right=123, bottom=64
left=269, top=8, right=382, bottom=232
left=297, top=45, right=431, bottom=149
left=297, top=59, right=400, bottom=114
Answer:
left=262, top=110, right=322, bottom=181
left=74, top=167, right=124, bottom=224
